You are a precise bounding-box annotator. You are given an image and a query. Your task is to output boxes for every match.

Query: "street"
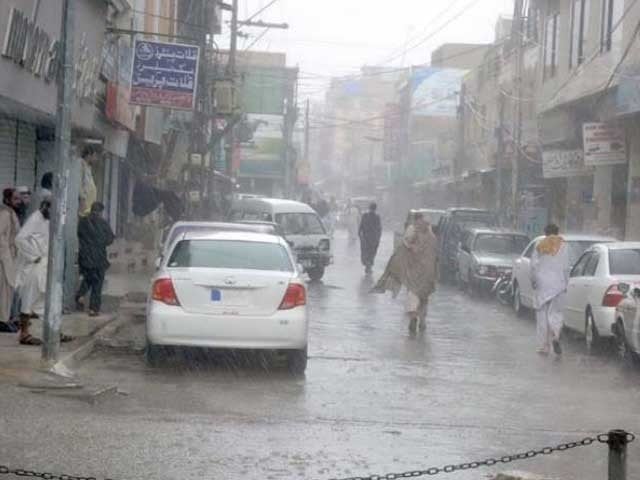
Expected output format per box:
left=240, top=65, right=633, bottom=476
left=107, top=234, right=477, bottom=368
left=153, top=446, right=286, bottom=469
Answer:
left=1, top=231, right=639, bottom=480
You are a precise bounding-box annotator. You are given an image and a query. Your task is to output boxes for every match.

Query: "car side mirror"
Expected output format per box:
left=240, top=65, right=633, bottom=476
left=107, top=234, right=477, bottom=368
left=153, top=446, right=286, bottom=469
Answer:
left=155, top=256, right=162, bottom=270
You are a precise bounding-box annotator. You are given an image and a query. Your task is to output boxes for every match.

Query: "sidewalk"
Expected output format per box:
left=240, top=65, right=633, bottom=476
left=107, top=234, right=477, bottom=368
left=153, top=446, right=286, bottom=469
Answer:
left=0, top=270, right=151, bottom=386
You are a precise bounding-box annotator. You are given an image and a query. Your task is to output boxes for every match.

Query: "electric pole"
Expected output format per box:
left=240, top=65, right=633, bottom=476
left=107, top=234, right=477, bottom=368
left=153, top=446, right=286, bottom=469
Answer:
left=43, top=0, right=75, bottom=365
left=496, top=92, right=504, bottom=215
left=511, top=0, right=524, bottom=228
left=304, top=98, right=310, bottom=174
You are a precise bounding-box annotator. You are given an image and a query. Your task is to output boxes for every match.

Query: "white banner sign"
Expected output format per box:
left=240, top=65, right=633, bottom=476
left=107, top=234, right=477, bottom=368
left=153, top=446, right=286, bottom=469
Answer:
left=542, top=149, right=593, bottom=178
left=583, top=122, right=627, bottom=166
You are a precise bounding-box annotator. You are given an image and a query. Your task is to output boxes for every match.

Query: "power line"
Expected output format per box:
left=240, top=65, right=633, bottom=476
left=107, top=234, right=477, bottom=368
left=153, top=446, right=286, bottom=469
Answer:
left=245, top=0, right=280, bottom=22
left=373, top=0, right=466, bottom=65
left=379, top=0, right=484, bottom=66
left=243, top=27, right=271, bottom=51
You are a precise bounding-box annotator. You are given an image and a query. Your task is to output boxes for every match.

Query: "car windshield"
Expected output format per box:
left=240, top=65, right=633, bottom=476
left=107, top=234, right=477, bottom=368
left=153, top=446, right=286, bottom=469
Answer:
left=168, top=240, right=293, bottom=271
left=609, top=249, right=640, bottom=275
left=275, top=213, right=325, bottom=235
left=474, top=234, right=529, bottom=255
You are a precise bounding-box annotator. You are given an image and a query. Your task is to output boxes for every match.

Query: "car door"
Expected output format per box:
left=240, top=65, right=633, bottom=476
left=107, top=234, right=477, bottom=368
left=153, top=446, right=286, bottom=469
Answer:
left=514, top=240, right=536, bottom=308
left=565, top=252, right=594, bottom=332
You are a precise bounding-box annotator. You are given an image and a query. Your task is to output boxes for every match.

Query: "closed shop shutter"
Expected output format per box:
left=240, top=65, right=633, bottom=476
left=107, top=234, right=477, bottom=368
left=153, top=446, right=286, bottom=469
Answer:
left=0, top=118, right=17, bottom=189
left=15, top=122, right=36, bottom=189
left=0, top=118, right=37, bottom=190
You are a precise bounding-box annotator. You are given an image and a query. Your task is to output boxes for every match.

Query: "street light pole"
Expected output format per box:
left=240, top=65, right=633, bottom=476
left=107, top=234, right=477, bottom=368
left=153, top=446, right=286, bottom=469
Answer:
left=42, top=0, right=75, bottom=365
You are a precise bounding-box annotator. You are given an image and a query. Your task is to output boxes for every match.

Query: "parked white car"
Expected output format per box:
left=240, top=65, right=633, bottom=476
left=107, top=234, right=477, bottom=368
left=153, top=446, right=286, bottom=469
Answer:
left=564, top=242, right=640, bottom=350
left=146, top=230, right=309, bottom=374
left=512, top=234, right=615, bottom=315
left=614, top=281, right=640, bottom=363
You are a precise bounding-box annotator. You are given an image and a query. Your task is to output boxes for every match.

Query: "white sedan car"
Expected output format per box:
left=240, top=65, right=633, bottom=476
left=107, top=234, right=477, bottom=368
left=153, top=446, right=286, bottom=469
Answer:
left=512, top=234, right=615, bottom=315
left=614, top=282, right=640, bottom=363
left=146, top=230, right=309, bottom=374
left=565, top=243, right=640, bottom=350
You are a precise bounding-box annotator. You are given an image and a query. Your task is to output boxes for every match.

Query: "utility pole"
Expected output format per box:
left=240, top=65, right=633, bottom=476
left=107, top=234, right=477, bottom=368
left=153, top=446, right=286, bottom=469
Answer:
left=511, top=0, right=525, bottom=229
left=304, top=98, right=310, bottom=175
left=496, top=92, right=505, bottom=216
left=225, top=0, right=239, bottom=178
left=43, top=0, right=75, bottom=365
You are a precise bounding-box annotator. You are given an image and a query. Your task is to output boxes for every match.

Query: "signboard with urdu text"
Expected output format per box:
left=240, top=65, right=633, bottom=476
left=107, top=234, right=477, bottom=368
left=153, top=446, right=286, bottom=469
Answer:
left=130, top=39, right=199, bottom=110
left=582, top=122, right=627, bottom=166
left=542, top=149, right=593, bottom=178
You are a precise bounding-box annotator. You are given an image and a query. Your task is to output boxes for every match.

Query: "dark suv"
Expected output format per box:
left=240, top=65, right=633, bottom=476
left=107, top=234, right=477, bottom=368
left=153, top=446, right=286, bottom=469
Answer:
left=436, top=208, right=499, bottom=282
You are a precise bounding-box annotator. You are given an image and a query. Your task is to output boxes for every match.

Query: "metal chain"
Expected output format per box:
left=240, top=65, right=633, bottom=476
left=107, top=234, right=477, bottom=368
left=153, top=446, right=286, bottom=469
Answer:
left=0, top=432, right=635, bottom=480
left=328, top=432, right=635, bottom=480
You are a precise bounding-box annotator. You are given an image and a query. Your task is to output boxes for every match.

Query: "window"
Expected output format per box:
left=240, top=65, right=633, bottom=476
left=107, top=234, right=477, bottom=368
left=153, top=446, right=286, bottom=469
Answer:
left=609, top=249, right=640, bottom=275
left=570, top=0, right=590, bottom=67
left=601, top=0, right=622, bottom=52
left=544, top=12, right=560, bottom=79
left=571, top=252, right=592, bottom=277
left=473, top=234, right=530, bottom=255
left=523, top=241, right=536, bottom=259
left=168, top=239, right=293, bottom=271
left=275, top=213, right=325, bottom=235
left=583, top=252, right=599, bottom=276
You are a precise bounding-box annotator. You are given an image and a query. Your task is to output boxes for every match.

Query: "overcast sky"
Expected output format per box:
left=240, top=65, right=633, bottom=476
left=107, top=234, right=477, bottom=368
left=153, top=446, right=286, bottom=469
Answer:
left=223, top=0, right=515, bottom=98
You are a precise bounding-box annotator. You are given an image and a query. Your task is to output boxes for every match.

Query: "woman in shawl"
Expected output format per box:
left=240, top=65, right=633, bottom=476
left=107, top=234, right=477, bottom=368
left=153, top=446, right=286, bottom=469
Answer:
left=530, top=224, right=570, bottom=356
left=373, top=213, right=438, bottom=334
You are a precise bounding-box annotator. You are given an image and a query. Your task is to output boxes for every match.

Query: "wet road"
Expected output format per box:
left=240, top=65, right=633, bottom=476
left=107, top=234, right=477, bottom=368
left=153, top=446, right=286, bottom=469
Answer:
left=1, top=231, right=639, bottom=480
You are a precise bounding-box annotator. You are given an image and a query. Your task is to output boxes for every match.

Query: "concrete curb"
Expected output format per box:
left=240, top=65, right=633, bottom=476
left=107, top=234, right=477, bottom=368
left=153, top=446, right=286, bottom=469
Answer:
left=55, top=313, right=123, bottom=371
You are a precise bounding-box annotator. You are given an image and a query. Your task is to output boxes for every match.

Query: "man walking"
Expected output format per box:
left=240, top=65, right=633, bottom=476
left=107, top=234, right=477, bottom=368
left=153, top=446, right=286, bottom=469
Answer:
left=15, top=186, right=31, bottom=226
left=359, top=202, right=382, bottom=274
left=373, top=213, right=438, bottom=334
left=75, top=202, right=115, bottom=316
left=0, top=188, right=20, bottom=327
left=530, top=224, right=570, bottom=356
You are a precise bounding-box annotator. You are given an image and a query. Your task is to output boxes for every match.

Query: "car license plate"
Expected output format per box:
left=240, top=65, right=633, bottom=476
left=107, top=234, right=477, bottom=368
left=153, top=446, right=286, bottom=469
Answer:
left=211, top=289, right=222, bottom=302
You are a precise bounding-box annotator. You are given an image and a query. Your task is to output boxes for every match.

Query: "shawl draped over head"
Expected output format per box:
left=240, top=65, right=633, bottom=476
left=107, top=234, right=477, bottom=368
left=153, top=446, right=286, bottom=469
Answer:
left=372, top=222, right=438, bottom=301
left=536, top=235, right=564, bottom=256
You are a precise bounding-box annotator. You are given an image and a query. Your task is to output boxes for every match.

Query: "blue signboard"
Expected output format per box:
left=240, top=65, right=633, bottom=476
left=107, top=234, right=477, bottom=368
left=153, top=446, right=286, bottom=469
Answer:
left=130, top=39, right=200, bottom=110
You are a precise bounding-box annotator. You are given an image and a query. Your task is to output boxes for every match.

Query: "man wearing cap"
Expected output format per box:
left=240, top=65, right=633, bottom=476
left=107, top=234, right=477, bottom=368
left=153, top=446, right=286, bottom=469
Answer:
left=75, top=202, right=115, bottom=316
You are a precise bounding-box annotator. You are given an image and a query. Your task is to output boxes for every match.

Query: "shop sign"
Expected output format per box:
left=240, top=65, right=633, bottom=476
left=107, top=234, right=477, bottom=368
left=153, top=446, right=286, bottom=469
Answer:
left=583, top=122, right=627, bottom=166
left=130, top=39, right=200, bottom=110
left=542, top=149, right=593, bottom=178
left=1, top=7, right=60, bottom=83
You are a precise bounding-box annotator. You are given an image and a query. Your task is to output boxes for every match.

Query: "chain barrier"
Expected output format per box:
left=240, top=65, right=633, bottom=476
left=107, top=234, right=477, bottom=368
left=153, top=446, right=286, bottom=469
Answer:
left=0, top=431, right=635, bottom=480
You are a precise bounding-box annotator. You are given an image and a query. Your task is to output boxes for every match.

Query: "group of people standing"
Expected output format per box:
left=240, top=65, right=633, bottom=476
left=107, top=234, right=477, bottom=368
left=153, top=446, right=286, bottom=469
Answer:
left=358, top=204, right=569, bottom=350
left=0, top=146, right=115, bottom=346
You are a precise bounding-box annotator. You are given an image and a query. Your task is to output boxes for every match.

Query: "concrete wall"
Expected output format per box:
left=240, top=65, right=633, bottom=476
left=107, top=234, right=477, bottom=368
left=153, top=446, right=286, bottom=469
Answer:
left=0, top=0, right=63, bottom=122
left=535, top=0, right=640, bottom=113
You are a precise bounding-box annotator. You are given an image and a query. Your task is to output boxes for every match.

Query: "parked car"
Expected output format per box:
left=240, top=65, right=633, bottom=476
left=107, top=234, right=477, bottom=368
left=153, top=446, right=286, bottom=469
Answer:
left=512, top=234, right=616, bottom=316
left=393, top=208, right=445, bottom=250
left=564, top=243, right=640, bottom=350
left=614, top=281, right=640, bottom=363
left=436, top=208, right=499, bottom=281
left=146, top=230, right=309, bottom=374
left=158, top=221, right=281, bottom=267
left=229, top=198, right=332, bottom=281
left=456, top=229, right=530, bottom=293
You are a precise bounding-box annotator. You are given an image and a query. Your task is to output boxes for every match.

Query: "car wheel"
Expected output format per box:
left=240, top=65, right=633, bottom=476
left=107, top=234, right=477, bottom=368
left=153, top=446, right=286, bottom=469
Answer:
left=145, top=343, right=165, bottom=367
left=585, top=309, right=601, bottom=354
left=287, top=347, right=308, bottom=375
left=513, top=283, right=523, bottom=315
left=308, top=266, right=325, bottom=281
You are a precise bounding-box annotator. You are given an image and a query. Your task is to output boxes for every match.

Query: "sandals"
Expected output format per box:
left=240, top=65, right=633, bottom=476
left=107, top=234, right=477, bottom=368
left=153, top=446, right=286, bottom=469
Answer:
left=19, top=334, right=42, bottom=346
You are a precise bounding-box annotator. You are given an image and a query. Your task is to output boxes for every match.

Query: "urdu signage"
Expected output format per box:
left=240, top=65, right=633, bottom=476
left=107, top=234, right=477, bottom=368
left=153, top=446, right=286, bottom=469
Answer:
left=1, top=7, right=60, bottom=83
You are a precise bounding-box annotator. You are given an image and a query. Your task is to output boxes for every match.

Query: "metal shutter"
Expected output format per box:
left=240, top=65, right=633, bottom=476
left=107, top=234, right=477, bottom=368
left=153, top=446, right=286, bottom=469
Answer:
left=15, top=121, right=36, bottom=189
left=0, top=118, right=17, bottom=189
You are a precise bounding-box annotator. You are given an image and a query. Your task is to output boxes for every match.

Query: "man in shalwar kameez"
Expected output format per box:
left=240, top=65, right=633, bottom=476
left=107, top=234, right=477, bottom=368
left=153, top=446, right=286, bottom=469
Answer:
left=530, top=224, right=570, bottom=356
